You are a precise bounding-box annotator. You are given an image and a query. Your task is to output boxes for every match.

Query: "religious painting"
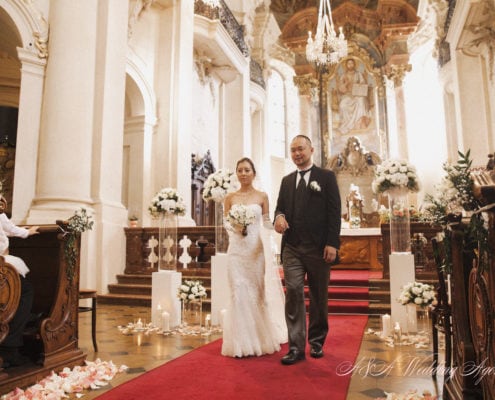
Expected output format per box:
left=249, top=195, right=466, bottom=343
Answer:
left=325, top=56, right=383, bottom=158
left=322, top=54, right=387, bottom=224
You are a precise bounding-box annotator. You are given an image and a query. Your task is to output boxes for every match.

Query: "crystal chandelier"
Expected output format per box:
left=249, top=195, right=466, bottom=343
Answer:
left=198, top=0, right=220, bottom=7
left=306, top=0, right=348, bottom=66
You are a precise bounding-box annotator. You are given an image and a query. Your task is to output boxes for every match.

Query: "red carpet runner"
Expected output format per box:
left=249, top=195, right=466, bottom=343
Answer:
left=96, top=315, right=368, bottom=400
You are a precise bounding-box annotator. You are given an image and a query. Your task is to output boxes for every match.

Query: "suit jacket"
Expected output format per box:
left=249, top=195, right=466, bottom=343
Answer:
left=275, top=165, right=341, bottom=256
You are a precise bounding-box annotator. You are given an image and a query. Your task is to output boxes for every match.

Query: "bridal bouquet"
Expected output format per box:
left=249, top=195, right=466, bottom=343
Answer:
left=149, top=187, right=186, bottom=217
left=372, top=159, right=420, bottom=194
left=202, top=169, right=238, bottom=203
left=225, top=204, right=256, bottom=236
left=178, top=279, right=207, bottom=303
left=398, top=281, right=436, bottom=308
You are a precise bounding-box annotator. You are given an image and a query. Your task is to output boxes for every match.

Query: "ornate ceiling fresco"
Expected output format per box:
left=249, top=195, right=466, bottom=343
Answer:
left=269, top=0, right=421, bottom=74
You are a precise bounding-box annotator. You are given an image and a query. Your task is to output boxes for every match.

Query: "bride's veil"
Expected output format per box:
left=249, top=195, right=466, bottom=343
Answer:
left=260, top=226, right=288, bottom=344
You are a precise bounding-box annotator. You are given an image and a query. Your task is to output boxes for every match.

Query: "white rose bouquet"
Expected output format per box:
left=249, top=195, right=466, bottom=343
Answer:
left=225, top=204, right=256, bottom=236
left=372, top=159, right=420, bottom=194
left=398, top=281, right=436, bottom=308
left=202, top=169, right=238, bottom=203
left=148, top=187, right=186, bottom=217
left=177, top=280, right=207, bottom=303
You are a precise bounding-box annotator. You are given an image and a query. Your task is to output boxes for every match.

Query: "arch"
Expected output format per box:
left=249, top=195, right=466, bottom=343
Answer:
left=125, top=55, right=157, bottom=124
left=0, top=0, right=48, bottom=54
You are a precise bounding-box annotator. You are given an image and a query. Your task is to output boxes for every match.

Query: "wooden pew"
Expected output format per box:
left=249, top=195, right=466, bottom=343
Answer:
left=0, top=223, right=85, bottom=394
left=0, top=257, right=21, bottom=378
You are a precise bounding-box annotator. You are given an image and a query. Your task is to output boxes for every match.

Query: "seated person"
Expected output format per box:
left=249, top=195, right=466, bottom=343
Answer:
left=0, top=196, right=39, bottom=368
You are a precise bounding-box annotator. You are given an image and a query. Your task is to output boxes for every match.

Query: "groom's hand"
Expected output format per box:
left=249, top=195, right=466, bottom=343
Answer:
left=274, top=215, right=289, bottom=234
left=323, top=246, right=337, bottom=264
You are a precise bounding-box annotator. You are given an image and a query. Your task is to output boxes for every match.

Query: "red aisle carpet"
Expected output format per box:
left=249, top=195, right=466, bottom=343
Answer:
left=96, top=315, right=368, bottom=400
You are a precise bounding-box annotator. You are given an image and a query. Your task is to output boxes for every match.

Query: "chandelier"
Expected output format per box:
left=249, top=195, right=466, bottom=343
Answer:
left=198, top=0, right=220, bottom=8
left=306, top=0, right=348, bottom=66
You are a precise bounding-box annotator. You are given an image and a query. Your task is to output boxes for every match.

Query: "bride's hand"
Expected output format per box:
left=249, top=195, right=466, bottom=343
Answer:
left=274, top=215, right=289, bottom=234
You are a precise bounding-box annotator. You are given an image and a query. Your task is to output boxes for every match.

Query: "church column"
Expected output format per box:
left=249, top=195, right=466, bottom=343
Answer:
left=154, top=0, right=195, bottom=225
left=11, top=49, right=46, bottom=223
left=384, top=63, right=412, bottom=159
left=221, top=70, right=250, bottom=170
left=293, top=74, right=319, bottom=154
left=27, top=0, right=129, bottom=291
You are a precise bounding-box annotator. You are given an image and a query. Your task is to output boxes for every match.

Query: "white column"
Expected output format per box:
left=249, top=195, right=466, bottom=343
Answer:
left=11, top=49, right=46, bottom=223
left=154, top=1, right=195, bottom=226
left=28, top=1, right=98, bottom=218
left=223, top=71, right=250, bottom=169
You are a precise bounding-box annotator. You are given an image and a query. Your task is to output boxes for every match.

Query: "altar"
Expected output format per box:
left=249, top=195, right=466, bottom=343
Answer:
left=335, top=227, right=382, bottom=270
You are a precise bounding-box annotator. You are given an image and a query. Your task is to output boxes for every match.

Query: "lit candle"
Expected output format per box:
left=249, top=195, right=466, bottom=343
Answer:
left=155, top=304, right=163, bottom=327
left=162, top=311, right=170, bottom=332
left=136, top=318, right=143, bottom=329
left=381, top=313, right=391, bottom=338
left=447, top=274, right=451, bottom=304
left=205, top=313, right=211, bottom=330
left=219, top=309, right=227, bottom=329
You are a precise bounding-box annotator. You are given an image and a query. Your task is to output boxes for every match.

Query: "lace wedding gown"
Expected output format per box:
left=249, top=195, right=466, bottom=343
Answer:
left=221, top=204, right=287, bottom=357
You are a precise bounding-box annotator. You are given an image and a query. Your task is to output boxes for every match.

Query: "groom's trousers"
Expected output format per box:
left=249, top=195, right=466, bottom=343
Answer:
left=282, top=241, right=330, bottom=353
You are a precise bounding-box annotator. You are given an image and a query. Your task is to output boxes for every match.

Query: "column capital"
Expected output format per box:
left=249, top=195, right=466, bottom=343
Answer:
left=384, top=63, right=412, bottom=87
left=293, top=73, right=318, bottom=97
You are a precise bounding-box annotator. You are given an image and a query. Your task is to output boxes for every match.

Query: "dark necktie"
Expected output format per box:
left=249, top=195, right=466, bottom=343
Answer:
left=294, top=170, right=308, bottom=213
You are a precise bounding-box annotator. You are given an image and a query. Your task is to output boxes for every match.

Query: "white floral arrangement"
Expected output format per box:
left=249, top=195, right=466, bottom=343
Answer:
left=398, top=281, right=436, bottom=308
left=202, top=169, right=238, bottom=203
left=309, top=181, right=321, bottom=192
left=178, top=279, right=207, bottom=303
left=225, top=203, right=256, bottom=236
left=377, top=389, right=437, bottom=400
left=372, top=159, right=420, bottom=194
left=149, top=187, right=186, bottom=217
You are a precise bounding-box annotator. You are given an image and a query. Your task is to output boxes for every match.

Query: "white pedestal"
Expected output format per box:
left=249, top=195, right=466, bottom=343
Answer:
left=389, top=253, right=416, bottom=333
left=152, top=270, right=182, bottom=328
left=211, top=253, right=230, bottom=326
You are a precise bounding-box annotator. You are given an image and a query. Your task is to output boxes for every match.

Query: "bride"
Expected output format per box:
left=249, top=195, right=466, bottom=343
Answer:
left=221, top=157, right=287, bottom=357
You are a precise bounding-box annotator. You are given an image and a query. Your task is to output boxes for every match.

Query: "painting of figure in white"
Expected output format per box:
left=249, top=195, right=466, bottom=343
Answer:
left=330, top=58, right=374, bottom=135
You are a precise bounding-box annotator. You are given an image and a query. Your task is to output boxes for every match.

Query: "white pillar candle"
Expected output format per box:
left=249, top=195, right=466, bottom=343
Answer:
left=136, top=318, right=143, bottom=329
left=162, top=311, right=170, bottom=332
left=204, top=313, right=211, bottom=331
left=381, top=313, right=391, bottom=338
left=447, top=274, right=452, bottom=304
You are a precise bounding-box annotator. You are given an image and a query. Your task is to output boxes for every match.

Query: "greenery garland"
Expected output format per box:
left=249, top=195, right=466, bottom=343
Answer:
left=59, top=208, right=94, bottom=281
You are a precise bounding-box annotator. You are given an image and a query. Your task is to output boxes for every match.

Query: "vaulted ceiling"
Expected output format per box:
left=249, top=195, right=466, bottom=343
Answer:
left=269, top=0, right=421, bottom=73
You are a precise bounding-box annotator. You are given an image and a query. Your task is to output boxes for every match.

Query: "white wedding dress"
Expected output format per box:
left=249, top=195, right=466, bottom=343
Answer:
left=221, top=204, right=287, bottom=357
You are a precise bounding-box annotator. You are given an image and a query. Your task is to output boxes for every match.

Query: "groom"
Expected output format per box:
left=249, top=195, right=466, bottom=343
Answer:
left=274, top=135, right=341, bottom=365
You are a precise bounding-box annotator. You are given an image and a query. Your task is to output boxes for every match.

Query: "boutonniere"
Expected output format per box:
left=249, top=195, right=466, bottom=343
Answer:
left=309, top=181, right=321, bottom=192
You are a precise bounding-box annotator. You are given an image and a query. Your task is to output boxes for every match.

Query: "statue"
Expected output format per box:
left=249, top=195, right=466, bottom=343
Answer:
left=327, top=136, right=381, bottom=176
left=346, top=184, right=363, bottom=228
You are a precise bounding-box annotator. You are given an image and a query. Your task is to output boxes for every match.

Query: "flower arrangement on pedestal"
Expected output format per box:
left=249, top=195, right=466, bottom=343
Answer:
left=372, top=159, right=420, bottom=195
left=225, top=204, right=256, bottom=236
left=398, top=281, right=436, bottom=308
left=178, top=280, right=207, bottom=303
left=203, top=169, right=239, bottom=253
left=373, top=159, right=420, bottom=253
left=148, top=187, right=186, bottom=217
left=202, top=169, right=238, bottom=203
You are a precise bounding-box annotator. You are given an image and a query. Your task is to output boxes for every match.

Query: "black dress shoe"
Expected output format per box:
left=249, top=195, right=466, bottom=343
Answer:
left=281, top=350, right=305, bottom=365
left=310, top=345, right=324, bottom=358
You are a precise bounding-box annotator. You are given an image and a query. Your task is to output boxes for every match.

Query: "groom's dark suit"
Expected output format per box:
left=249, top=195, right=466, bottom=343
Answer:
left=275, top=165, right=341, bottom=356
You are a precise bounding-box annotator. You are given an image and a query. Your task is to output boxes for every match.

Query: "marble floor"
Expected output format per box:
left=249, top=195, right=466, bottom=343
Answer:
left=75, top=304, right=446, bottom=400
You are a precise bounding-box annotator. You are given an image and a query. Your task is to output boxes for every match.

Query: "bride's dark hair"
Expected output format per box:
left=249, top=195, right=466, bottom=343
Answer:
left=236, top=157, right=256, bottom=176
